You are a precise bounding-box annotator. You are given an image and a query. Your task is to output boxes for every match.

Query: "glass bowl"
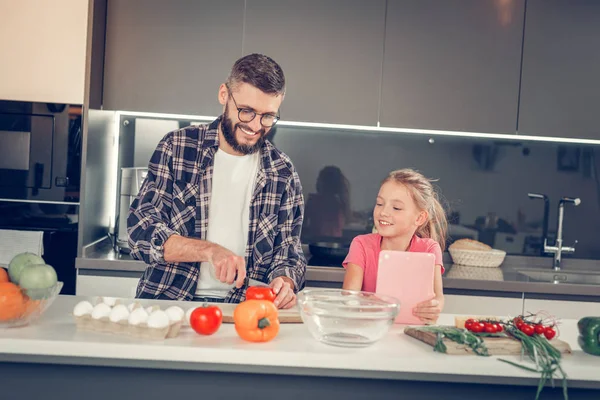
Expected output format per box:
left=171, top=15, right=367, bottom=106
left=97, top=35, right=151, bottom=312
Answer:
left=297, top=288, right=400, bottom=347
left=0, top=282, right=63, bottom=328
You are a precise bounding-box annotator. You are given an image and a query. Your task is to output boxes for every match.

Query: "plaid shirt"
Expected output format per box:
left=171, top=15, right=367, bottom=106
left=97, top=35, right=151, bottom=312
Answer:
left=127, top=117, right=306, bottom=302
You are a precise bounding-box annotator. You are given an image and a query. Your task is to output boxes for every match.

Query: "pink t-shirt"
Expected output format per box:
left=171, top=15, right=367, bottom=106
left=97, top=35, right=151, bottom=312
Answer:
left=342, top=233, right=444, bottom=293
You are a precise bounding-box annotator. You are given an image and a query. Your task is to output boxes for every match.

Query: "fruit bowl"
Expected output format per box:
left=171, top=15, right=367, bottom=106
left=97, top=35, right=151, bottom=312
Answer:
left=297, top=288, right=400, bottom=348
left=0, top=282, right=63, bottom=328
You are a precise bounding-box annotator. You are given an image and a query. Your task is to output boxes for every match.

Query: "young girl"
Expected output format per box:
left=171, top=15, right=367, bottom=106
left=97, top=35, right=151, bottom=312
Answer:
left=342, top=169, right=448, bottom=324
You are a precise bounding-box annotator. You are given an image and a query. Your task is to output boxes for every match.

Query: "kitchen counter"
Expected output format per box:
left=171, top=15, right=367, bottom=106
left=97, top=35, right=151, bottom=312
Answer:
left=77, top=238, right=600, bottom=300
left=1, top=295, right=599, bottom=400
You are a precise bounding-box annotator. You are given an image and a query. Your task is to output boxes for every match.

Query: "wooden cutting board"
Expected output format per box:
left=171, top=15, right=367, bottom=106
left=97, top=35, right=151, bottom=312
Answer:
left=218, top=303, right=303, bottom=324
left=404, top=326, right=572, bottom=355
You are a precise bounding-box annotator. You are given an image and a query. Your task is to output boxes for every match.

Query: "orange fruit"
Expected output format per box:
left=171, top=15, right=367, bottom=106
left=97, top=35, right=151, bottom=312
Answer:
left=0, top=268, right=8, bottom=283
left=0, top=282, right=25, bottom=321
left=22, top=296, right=42, bottom=317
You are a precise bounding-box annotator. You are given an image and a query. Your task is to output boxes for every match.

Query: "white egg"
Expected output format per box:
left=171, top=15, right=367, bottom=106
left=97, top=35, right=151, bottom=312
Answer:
left=185, top=307, right=197, bottom=326
left=91, top=303, right=112, bottom=320
left=146, top=305, right=160, bottom=314
left=147, top=310, right=170, bottom=329
left=165, top=306, right=184, bottom=323
left=73, top=301, right=94, bottom=317
left=127, top=302, right=139, bottom=312
left=102, top=297, right=119, bottom=307
left=109, top=304, right=130, bottom=323
left=128, top=307, right=149, bottom=326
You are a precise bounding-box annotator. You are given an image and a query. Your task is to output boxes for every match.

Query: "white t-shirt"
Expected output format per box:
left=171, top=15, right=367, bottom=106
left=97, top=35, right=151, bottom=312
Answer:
left=195, top=149, right=260, bottom=298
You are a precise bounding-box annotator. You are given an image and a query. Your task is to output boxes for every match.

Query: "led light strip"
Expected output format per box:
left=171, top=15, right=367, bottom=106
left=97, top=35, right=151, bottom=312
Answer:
left=115, top=110, right=600, bottom=146
left=0, top=198, right=80, bottom=206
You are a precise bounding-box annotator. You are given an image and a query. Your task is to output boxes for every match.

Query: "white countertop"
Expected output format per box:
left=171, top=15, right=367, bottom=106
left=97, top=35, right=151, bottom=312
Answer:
left=1, top=295, right=599, bottom=389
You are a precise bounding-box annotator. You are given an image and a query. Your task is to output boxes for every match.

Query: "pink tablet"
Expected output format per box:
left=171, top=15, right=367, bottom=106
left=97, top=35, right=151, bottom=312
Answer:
left=375, top=250, right=435, bottom=325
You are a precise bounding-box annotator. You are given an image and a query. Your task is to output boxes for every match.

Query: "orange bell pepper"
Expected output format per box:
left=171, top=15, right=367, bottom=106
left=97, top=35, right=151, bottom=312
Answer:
left=233, top=299, right=280, bottom=342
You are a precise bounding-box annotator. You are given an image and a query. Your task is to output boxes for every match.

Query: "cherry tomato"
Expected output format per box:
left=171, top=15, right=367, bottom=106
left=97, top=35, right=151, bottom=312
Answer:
left=484, top=322, right=496, bottom=333
left=495, top=323, right=503, bottom=333
left=544, top=326, right=557, bottom=340
left=190, top=304, right=223, bottom=335
left=464, top=319, right=475, bottom=330
left=470, top=322, right=484, bottom=333
left=514, top=317, right=524, bottom=329
left=246, top=286, right=276, bottom=302
left=534, top=324, right=546, bottom=335
left=520, top=324, right=535, bottom=336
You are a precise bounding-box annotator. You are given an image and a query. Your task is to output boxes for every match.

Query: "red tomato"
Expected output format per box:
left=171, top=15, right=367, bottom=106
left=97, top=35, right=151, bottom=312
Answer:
left=520, top=324, right=535, bottom=336
left=495, top=323, right=503, bottom=333
left=470, top=322, right=484, bottom=333
left=534, top=324, right=546, bottom=335
left=484, top=322, right=496, bottom=333
left=514, top=317, right=524, bottom=329
left=246, top=286, right=276, bottom=302
left=190, top=305, right=223, bottom=335
left=464, top=319, right=475, bottom=330
left=544, top=327, right=557, bottom=340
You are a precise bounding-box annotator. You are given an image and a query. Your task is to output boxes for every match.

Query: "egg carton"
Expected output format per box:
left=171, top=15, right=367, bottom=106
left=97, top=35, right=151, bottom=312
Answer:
left=73, top=297, right=183, bottom=340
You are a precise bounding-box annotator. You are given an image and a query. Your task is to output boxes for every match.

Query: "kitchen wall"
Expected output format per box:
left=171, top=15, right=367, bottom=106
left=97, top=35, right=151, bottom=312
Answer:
left=78, top=0, right=600, bottom=264
left=117, top=115, right=600, bottom=261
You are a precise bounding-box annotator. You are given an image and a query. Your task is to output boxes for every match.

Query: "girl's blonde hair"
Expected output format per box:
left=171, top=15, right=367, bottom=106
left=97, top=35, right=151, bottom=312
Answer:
left=382, top=169, right=448, bottom=250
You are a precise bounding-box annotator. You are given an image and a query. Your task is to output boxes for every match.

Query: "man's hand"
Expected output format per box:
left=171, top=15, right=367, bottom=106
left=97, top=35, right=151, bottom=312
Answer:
left=413, top=298, right=442, bottom=325
left=208, top=244, right=246, bottom=288
left=270, top=276, right=296, bottom=309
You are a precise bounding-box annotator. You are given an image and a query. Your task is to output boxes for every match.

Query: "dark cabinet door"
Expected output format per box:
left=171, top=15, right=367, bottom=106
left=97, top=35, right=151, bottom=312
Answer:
left=243, top=0, right=386, bottom=126
left=518, top=0, right=600, bottom=139
left=380, top=0, right=525, bottom=134
left=103, top=0, right=245, bottom=116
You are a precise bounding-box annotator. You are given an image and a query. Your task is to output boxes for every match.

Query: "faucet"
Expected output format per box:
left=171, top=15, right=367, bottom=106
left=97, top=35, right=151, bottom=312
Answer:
left=543, top=197, right=580, bottom=270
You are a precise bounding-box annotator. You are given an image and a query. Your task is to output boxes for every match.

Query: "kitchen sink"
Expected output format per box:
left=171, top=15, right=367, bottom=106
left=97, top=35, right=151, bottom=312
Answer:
left=517, top=269, right=600, bottom=285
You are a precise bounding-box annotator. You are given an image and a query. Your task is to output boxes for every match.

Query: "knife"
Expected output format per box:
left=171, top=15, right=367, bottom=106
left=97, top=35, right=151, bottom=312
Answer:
left=247, top=278, right=270, bottom=288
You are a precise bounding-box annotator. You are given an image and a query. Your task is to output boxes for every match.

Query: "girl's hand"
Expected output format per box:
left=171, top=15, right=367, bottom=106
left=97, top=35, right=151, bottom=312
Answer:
left=413, top=298, right=442, bottom=325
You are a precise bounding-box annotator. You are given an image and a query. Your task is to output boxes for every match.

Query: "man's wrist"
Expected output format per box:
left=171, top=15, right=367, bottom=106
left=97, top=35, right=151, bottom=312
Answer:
left=200, top=240, right=217, bottom=262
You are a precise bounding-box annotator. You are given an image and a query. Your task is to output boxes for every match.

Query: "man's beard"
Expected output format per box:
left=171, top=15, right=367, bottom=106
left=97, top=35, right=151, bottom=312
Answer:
left=221, top=104, right=266, bottom=155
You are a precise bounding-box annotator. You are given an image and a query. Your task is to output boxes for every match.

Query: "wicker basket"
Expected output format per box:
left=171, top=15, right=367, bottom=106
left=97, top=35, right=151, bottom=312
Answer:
left=448, top=248, right=506, bottom=268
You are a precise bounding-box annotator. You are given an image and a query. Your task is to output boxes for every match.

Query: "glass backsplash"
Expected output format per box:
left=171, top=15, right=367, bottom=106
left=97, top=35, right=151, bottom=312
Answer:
left=119, top=115, right=600, bottom=263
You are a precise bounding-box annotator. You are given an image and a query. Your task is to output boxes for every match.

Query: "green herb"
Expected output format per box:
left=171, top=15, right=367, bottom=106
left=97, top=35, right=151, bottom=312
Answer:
left=421, top=326, right=489, bottom=356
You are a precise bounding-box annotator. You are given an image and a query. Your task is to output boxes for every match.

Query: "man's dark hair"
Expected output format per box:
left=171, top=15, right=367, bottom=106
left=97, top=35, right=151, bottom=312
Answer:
left=226, top=53, right=285, bottom=95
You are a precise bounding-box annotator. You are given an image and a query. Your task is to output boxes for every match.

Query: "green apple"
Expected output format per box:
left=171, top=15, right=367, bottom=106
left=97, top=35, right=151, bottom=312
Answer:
left=18, top=264, right=58, bottom=299
left=8, top=252, right=45, bottom=284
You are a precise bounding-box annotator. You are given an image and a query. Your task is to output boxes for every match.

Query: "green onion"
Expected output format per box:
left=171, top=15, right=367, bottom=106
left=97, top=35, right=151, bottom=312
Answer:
left=499, top=326, right=568, bottom=400
left=420, top=326, right=568, bottom=400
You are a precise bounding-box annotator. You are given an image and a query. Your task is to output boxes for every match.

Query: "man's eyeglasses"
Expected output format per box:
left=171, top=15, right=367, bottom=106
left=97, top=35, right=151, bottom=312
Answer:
left=227, top=87, right=280, bottom=127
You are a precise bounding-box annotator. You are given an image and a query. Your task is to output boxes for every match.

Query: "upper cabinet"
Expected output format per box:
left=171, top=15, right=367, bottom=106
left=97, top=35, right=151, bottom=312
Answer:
left=0, top=0, right=89, bottom=104
left=102, top=0, right=244, bottom=116
left=518, top=0, right=600, bottom=139
left=379, top=0, right=525, bottom=134
left=243, top=0, right=386, bottom=126
left=98, top=0, right=599, bottom=141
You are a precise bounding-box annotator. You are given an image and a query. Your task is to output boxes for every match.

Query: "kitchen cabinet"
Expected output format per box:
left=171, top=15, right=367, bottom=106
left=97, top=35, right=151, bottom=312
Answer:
left=243, top=0, right=386, bottom=126
left=102, top=0, right=244, bottom=116
left=379, top=0, right=525, bottom=134
left=518, top=0, right=600, bottom=139
left=0, top=0, right=89, bottom=104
